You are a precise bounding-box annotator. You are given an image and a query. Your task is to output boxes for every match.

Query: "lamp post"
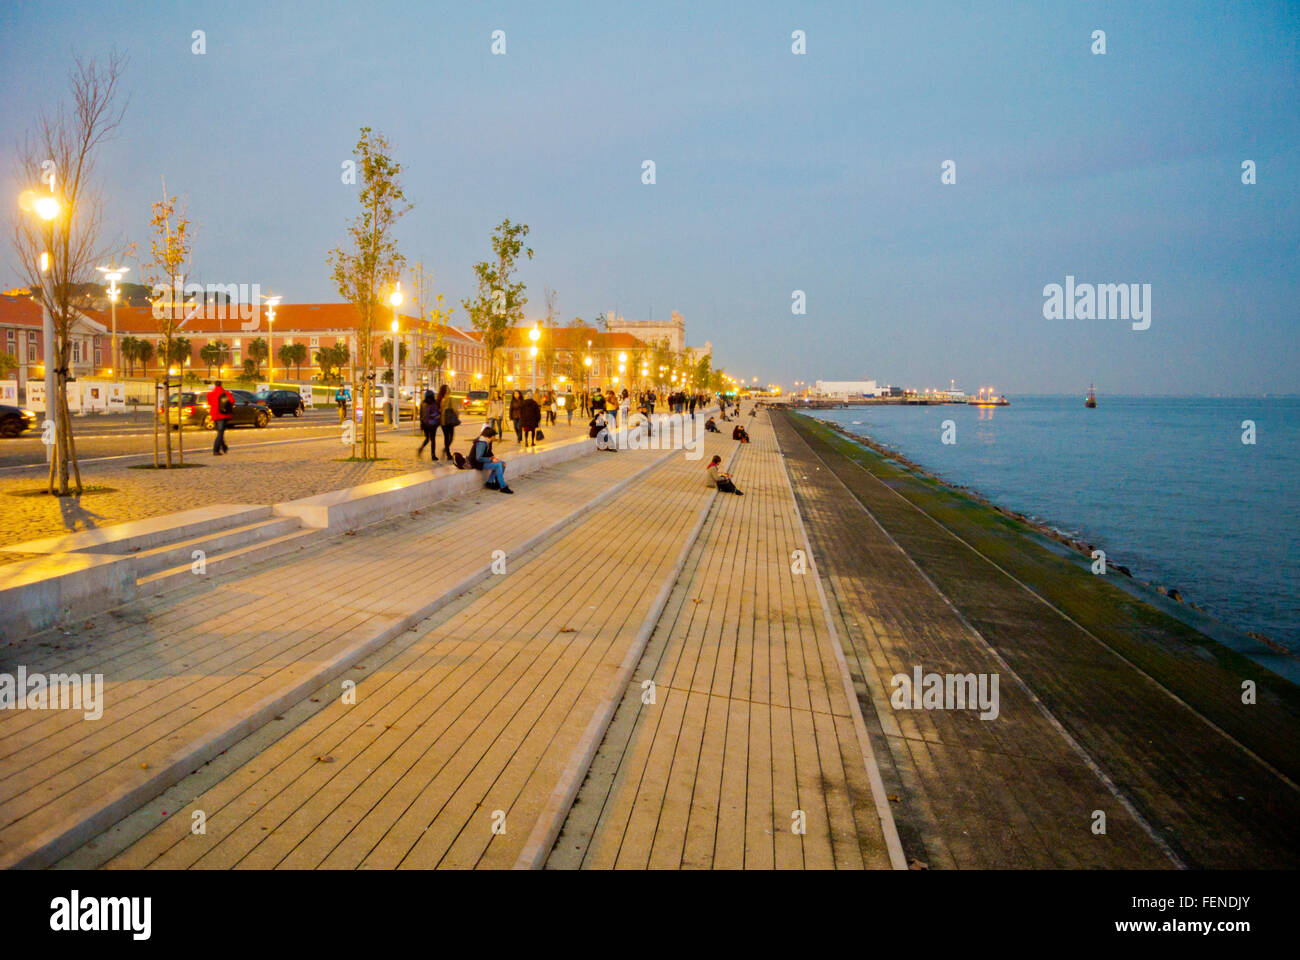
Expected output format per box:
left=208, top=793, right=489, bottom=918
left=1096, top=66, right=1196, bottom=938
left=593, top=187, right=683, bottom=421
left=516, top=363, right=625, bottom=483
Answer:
left=96, top=263, right=128, bottom=380
left=260, top=291, right=280, bottom=384
left=389, top=282, right=403, bottom=427
left=21, top=190, right=61, bottom=462
left=583, top=354, right=592, bottom=399
left=529, top=324, right=540, bottom=395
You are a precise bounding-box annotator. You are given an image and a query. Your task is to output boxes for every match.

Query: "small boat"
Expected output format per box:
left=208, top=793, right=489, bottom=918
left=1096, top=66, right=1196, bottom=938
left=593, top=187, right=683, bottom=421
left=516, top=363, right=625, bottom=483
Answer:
left=1085, top=383, right=1097, bottom=408
left=968, top=386, right=1010, bottom=407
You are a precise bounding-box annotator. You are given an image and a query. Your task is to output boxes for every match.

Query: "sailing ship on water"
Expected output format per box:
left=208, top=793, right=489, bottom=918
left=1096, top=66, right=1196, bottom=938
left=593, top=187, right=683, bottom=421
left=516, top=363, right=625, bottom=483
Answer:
left=1085, top=383, right=1098, bottom=408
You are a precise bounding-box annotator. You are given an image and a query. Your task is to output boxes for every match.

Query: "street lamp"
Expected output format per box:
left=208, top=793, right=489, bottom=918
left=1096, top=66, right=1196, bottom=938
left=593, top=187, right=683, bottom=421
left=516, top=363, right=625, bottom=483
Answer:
left=583, top=354, right=592, bottom=397
left=388, top=282, right=403, bottom=426
left=529, top=344, right=538, bottom=394
left=20, top=188, right=61, bottom=462
left=96, top=263, right=128, bottom=379
left=260, top=291, right=281, bottom=383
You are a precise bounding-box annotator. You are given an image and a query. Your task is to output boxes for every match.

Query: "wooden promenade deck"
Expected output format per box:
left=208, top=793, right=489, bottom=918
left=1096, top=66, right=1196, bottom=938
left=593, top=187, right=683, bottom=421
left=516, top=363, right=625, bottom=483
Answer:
left=91, top=430, right=751, bottom=867
left=0, top=442, right=672, bottom=868
left=548, top=415, right=897, bottom=869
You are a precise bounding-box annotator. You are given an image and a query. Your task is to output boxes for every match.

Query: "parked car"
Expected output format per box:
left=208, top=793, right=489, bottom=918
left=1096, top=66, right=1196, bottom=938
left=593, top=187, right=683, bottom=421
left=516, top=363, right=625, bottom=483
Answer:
left=461, top=389, right=489, bottom=416
left=164, top=390, right=270, bottom=430
left=254, top=389, right=305, bottom=417
left=0, top=403, right=38, bottom=438
left=366, top=383, right=416, bottom=423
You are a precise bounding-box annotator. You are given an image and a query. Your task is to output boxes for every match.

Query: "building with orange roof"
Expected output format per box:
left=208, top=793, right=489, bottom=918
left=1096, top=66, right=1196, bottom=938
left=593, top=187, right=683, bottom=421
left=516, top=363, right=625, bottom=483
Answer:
left=0, top=295, right=487, bottom=395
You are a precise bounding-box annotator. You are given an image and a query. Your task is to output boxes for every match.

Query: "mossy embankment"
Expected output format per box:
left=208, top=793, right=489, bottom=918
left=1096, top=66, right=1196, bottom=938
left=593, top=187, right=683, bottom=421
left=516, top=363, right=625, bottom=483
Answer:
left=780, top=409, right=1300, bottom=789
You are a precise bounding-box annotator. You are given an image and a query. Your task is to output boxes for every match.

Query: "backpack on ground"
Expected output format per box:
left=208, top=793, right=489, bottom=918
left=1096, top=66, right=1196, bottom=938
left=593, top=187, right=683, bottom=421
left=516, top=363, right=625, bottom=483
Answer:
left=534, top=429, right=544, bottom=442
left=452, top=451, right=468, bottom=470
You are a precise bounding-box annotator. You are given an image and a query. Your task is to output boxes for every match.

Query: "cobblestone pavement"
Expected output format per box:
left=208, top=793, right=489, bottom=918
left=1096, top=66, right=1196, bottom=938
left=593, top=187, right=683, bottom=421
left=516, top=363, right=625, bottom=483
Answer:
left=0, top=416, right=593, bottom=550
left=0, top=409, right=341, bottom=468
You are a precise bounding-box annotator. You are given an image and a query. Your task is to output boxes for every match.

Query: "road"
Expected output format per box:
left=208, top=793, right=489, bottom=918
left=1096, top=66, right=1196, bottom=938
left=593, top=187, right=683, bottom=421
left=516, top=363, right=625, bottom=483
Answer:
left=0, top=408, right=351, bottom=470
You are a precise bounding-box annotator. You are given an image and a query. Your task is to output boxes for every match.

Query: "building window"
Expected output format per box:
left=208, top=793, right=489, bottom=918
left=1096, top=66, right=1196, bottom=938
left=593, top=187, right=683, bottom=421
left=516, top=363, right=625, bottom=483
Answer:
left=310, top=336, right=319, bottom=348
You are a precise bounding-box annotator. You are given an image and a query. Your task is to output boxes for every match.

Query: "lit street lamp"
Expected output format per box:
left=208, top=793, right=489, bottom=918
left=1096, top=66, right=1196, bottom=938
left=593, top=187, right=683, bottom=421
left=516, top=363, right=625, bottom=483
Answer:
left=20, top=188, right=61, bottom=463
left=529, top=324, right=540, bottom=394
left=260, top=291, right=281, bottom=382
left=96, top=263, right=129, bottom=379
left=389, top=282, right=403, bottom=426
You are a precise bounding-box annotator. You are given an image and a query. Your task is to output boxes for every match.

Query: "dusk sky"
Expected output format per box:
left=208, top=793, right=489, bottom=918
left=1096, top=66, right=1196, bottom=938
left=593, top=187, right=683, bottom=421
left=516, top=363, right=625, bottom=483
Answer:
left=2, top=1, right=1296, bottom=395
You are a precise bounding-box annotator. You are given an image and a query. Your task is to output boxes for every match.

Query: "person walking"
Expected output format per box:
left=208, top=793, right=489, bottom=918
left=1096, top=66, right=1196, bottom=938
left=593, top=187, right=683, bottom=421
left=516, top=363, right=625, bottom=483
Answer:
left=487, top=387, right=505, bottom=438
left=564, top=386, right=575, bottom=425
left=689, top=393, right=698, bottom=416
left=208, top=380, right=234, bottom=456
left=546, top=390, right=558, bottom=426
left=521, top=390, right=542, bottom=447
left=335, top=384, right=350, bottom=424
left=509, top=389, right=524, bottom=442
left=437, top=384, right=460, bottom=461
left=417, top=388, right=440, bottom=459
left=619, top=389, right=630, bottom=429
left=605, top=388, right=619, bottom=428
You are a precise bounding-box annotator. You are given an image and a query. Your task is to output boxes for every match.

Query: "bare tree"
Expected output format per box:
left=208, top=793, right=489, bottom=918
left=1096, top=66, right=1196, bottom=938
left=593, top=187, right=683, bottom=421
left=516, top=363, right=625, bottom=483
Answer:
left=11, top=52, right=127, bottom=494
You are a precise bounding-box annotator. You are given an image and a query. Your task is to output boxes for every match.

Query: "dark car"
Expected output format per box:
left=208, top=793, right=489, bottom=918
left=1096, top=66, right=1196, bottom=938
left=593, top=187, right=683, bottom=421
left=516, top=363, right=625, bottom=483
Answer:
left=0, top=403, right=38, bottom=438
left=165, top=389, right=270, bottom=430
left=254, top=389, right=305, bottom=417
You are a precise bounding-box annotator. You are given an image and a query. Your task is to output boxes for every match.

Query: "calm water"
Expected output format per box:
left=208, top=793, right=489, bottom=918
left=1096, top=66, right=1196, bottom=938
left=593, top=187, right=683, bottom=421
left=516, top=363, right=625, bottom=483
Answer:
left=806, top=397, right=1300, bottom=648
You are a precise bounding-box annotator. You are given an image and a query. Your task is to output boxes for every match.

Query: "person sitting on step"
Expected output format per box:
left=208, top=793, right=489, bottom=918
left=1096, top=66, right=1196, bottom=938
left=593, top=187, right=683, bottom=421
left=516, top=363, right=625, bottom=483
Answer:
left=705, top=454, right=743, bottom=495
left=469, top=426, right=514, bottom=494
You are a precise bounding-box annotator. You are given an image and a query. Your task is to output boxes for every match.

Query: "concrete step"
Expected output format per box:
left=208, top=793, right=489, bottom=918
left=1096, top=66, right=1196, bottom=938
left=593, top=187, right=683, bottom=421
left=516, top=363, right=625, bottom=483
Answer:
left=0, top=504, right=273, bottom=558
left=137, top=527, right=329, bottom=595
left=129, top=516, right=305, bottom=579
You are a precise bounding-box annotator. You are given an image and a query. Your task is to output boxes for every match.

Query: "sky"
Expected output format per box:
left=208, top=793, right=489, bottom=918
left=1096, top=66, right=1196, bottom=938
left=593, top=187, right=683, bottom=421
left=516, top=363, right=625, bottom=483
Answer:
left=1, top=0, right=1297, bottom=395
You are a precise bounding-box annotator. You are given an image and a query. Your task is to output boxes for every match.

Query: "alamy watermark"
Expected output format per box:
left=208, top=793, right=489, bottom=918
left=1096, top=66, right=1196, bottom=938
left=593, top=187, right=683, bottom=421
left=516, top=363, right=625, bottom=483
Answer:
left=151, top=277, right=267, bottom=330
left=1042, top=275, right=1151, bottom=330
left=596, top=413, right=704, bottom=460
left=890, top=666, right=999, bottom=720
left=0, top=667, right=104, bottom=720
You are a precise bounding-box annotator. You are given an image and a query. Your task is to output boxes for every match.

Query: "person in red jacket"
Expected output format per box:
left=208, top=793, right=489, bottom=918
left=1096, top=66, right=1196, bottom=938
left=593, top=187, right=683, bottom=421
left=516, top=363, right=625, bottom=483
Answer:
left=207, top=380, right=234, bottom=456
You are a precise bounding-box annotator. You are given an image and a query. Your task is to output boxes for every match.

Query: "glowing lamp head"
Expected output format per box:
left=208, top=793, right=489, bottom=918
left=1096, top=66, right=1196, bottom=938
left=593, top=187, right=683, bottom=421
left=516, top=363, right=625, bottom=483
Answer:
left=583, top=356, right=592, bottom=367
left=529, top=325, right=540, bottom=342
left=389, top=283, right=403, bottom=308
left=34, top=195, right=60, bottom=221
left=391, top=319, right=399, bottom=333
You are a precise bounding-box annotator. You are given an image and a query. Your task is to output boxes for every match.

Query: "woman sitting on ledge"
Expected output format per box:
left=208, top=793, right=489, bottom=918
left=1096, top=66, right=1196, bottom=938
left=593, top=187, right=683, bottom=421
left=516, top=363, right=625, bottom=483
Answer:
left=732, top=424, right=750, bottom=443
left=705, top=454, right=743, bottom=495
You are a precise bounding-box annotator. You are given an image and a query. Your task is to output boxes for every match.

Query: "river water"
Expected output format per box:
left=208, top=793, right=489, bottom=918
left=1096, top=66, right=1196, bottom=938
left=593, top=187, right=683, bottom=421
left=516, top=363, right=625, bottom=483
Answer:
left=805, top=396, right=1299, bottom=649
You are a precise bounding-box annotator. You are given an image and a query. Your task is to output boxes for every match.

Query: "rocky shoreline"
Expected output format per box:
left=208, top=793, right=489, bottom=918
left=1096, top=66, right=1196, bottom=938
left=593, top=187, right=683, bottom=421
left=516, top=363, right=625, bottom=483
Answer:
left=814, top=417, right=1288, bottom=655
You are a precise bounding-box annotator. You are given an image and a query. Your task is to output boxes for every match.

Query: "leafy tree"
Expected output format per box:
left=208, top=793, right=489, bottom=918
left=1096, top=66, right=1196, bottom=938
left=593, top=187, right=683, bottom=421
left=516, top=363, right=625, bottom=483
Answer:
left=463, top=218, right=531, bottom=387
left=0, top=353, right=17, bottom=380
left=167, top=336, right=191, bottom=367
left=423, top=345, right=447, bottom=386
left=693, top=354, right=711, bottom=390
left=199, top=340, right=229, bottom=376
left=278, top=342, right=309, bottom=378
left=144, top=180, right=195, bottom=467
left=328, top=126, right=410, bottom=458
left=246, top=337, right=268, bottom=376
left=379, top=339, right=408, bottom=366
left=315, top=342, right=348, bottom=382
